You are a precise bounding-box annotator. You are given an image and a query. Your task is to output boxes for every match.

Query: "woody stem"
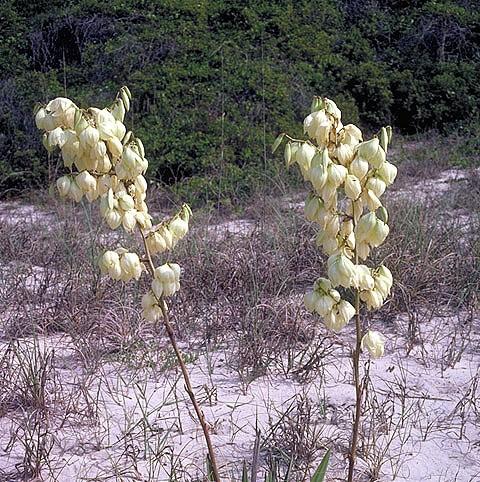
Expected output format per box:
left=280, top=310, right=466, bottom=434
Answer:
left=139, top=229, right=221, bottom=482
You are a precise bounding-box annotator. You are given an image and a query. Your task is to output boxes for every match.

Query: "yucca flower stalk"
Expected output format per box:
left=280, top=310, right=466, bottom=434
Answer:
left=274, top=97, right=396, bottom=481
left=35, top=87, right=221, bottom=482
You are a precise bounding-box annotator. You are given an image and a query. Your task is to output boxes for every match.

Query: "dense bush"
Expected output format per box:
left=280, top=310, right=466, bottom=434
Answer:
left=1, top=0, right=479, bottom=195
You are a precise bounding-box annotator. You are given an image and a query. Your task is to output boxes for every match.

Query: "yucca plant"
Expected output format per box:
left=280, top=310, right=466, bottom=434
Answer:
left=274, top=96, right=396, bottom=480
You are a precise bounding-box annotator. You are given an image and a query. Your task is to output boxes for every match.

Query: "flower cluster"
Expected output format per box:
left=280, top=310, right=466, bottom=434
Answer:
left=277, top=97, right=397, bottom=357
left=35, top=87, right=191, bottom=319
left=142, top=263, right=181, bottom=322
left=99, top=249, right=143, bottom=281
left=146, top=204, right=191, bottom=254
left=36, top=88, right=153, bottom=234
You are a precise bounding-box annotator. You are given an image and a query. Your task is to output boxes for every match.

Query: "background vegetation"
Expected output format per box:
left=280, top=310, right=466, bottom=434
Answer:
left=1, top=0, right=479, bottom=201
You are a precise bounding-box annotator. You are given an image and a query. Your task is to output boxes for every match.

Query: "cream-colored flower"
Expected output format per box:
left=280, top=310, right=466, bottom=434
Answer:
left=99, top=250, right=122, bottom=280
left=76, top=171, right=97, bottom=193
left=104, top=209, right=122, bottom=229
left=335, top=143, right=355, bottom=166
left=169, top=217, right=189, bottom=240
left=344, top=174, right=362, bottom=200
left=357, top=138, right=386, bottom=168
left=68, top=179, right=84, bottom=202
left=56, top=176, right=71, bottom=197
left=146, top=231, right=167, bottom=254
left=349, top=157, right=369, bottom=180
left=365, top=177, right=386, bottom=198
left=122, top=210, right=137, bottom=232
left=119, top=252, right=143, bottom=281
left=377, top=161, right=397, bottom=185
left=342, top=124, right=363, bottom=146
left=361, top=330, right=385, bottom=358
left=79, top=126, right=100, bottom=148
left=327, top=254, right=356, bottom=288
left=304, top=110, right=331, bottom=145
left=353, top=265, right=375, bottom=291
left=304, top=291, right=320, bottom=313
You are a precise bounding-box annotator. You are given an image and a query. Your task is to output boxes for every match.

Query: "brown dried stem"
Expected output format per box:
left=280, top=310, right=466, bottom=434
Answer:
left=138, top=228, right=221, bottom=482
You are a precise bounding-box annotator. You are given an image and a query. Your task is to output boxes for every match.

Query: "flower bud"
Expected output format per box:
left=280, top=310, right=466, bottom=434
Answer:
left=111, top=100, right=126, bottom=122
left=361, top=330, right=385, bottom=358
left=284, top=142, right=293, bottom=167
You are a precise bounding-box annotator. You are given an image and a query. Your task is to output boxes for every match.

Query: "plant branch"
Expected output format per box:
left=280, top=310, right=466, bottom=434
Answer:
left=347, top=202, right=363, bottom=482
left=138, top=227, right=221, bottom=482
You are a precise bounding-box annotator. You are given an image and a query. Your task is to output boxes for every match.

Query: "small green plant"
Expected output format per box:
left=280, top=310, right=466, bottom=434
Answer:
left=274, top=96, right=397, bottom=481
left=35, top=88, right=221, bottom=481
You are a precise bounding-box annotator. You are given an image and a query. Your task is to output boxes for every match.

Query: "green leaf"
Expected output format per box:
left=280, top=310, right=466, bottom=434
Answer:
left=242, top=460, right=249, bottom=482
left=377, top=206, right=388, bottom=223
left=310, top=449, right=331, bottom=482
left=271, top=133, right=285, bottom=154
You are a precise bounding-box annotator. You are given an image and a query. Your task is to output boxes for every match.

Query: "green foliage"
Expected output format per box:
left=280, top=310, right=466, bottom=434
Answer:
left=1, top=0, right=479, bottom=194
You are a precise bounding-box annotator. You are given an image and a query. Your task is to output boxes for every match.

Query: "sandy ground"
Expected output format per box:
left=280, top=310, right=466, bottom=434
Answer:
left=0, top=312, right=479, bottom=481
left=0, top=167, right=479, bottom=481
